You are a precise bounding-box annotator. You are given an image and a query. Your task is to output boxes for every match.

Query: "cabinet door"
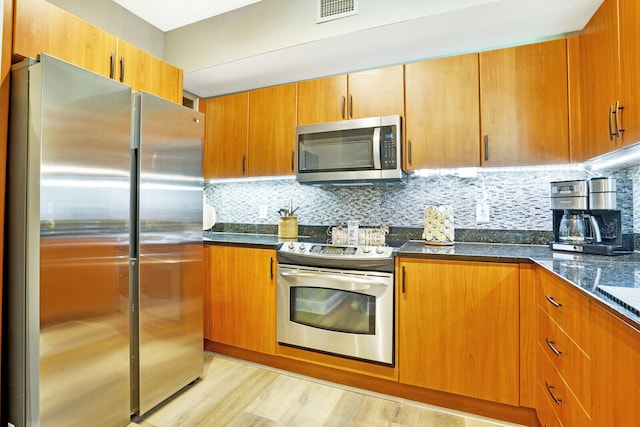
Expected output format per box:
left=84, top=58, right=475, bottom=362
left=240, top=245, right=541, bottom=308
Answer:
left=405, top=54, right=480, bottom=169
left=14, top=0, right=116, bottom=77
left=620, top=0, right=640, bottom=147
left=398, top=258, right=520, bottom=405
left=591, top=304, right=640, bottom=426
left=579, top=0, right=622, bottom=159
left=298, top=75, right=348, bottom=125
left=249, top=83, right=297, bottom=176
left=206, top=245, right=276, bottom=355
left=480, top=39, right=569, bottom=166
left=200, top=93, right=249, bottom=179
left=117, top=39, right=183, bottom=103
left=348, top=65, right=404, bottom=119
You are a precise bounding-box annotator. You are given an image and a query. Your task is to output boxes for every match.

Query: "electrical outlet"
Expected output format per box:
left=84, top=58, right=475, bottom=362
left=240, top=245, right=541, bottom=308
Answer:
left=476, top=201, right=490, bottom=224
left=259, top=204, right=268, bottom=219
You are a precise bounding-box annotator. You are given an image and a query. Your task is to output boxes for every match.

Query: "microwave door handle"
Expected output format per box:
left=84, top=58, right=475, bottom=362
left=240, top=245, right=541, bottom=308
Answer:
left=373, top=127, right=381, bottom=169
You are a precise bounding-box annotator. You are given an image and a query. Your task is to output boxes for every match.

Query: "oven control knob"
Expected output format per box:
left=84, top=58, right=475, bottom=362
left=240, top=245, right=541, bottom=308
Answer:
left=288, top=242, right=295, bottom=250
left=298, top=243, right=306, bottom=252
left=362, top=246, right=371, bottom=253
left=375, top=246, right=385, bottom=254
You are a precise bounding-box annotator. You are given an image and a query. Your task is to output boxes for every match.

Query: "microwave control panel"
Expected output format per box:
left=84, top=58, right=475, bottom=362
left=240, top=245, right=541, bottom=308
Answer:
left=381, top=126, right=397, bottom=169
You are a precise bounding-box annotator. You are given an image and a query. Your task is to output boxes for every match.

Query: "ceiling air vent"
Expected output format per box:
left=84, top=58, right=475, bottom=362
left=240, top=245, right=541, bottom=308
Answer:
left=317, top=0, right=358, bottom=23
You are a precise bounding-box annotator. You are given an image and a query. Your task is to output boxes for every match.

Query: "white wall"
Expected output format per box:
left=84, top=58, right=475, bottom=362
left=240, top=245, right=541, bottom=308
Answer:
left=163, top=0, right=495, bottom=74
left=163, top=0, right=601, bottom=97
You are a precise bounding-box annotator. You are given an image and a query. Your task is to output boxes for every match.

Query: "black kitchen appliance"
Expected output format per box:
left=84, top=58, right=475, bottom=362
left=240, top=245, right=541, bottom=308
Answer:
left=550, top=178, right=634, bottom=255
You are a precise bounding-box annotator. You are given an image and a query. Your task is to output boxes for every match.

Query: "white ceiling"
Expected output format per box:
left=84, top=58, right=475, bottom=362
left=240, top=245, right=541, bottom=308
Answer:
left=112, top=0, right=264, bottom=31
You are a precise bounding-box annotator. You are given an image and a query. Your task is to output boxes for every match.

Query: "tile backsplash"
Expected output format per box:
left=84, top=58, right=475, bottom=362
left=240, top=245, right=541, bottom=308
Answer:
left=205, top=165, right=640, bottom=234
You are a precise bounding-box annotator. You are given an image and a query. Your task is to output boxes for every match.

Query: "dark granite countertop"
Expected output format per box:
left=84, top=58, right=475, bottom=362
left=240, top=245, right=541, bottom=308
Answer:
left=204, top=232, right=640, bottom=328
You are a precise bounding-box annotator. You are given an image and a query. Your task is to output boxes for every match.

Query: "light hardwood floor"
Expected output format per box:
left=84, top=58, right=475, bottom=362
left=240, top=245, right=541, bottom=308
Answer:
left=129, top=352, right=525, bottom=427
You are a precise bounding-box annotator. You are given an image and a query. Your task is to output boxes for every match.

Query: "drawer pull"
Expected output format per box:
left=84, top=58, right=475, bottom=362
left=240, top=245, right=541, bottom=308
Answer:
left=545, top=338, right=562, bottom=356
left=545, top=381, right=563, bottom=405
left=545, top=294, right=562, bottom=308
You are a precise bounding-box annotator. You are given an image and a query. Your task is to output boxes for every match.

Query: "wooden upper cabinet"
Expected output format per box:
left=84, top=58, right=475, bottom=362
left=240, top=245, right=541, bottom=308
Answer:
left=579, top=0, right=623, bottom=159
left=297, top=65, right=404, bottom=125
left=116, top=39, right=183, bottom=104
left=619, top=0, right=640, bottom=147
left=298, top=74, right=347, bottom=124
left=200, top=93, right=249, bottom=179
left=480, top=39, right=570, bottom=166
left=13, top=0, right=183, bottom=104
left=249, top=83, right=297, bottom=176
left=404, top=54, right=480, bottom=169
left=347, top=65, right=404, bottom=120
left=578, top=0, right=640, bottom=160
left=13, top=0, right=116, bottom=77
left=398, top=258, right=520, bottom=405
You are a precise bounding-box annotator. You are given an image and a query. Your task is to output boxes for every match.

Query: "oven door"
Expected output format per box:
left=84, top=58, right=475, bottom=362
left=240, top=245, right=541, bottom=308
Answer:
left=276, top=264, right=394, bottom=365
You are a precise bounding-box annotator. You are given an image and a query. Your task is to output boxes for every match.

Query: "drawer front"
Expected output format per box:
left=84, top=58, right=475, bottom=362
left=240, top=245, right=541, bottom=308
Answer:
left=538, top=346, right=591, bottom=427
left=536, top=379, right=563, bottom=427
left=538, top=269, right=591, bottom=353
left=537, top=307, right=591, bottom=413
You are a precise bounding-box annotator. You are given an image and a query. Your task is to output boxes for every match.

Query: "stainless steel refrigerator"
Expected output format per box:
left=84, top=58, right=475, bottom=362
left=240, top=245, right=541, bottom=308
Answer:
left=5, top=54, right=204, bottom=426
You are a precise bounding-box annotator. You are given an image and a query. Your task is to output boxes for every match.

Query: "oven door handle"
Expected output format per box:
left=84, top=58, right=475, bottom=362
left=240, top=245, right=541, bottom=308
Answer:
left=280, top=271, right=390, bottom=290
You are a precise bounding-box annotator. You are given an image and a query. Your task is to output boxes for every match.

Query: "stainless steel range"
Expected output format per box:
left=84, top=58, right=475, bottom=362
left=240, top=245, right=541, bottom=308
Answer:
left=277, top=242, right=395, bottom=365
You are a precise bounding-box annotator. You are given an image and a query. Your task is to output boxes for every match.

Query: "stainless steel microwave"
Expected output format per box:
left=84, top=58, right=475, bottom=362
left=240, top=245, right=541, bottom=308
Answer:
left=296, top=115, right=403, bottom=185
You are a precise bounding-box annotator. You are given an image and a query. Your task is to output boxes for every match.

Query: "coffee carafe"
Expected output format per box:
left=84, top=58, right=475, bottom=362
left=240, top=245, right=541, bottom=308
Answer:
left=550, top=178, right=633, bottom=255
left=558, top=211, right=587, bottom=243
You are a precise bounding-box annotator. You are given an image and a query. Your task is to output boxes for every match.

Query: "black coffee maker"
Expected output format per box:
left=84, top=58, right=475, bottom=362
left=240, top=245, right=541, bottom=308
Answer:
left=550, top=178, right=633, bottom=255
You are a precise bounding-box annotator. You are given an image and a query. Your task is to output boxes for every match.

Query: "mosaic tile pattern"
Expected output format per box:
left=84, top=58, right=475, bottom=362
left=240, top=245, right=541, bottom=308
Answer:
left=204, top=166, right=640, bottom=234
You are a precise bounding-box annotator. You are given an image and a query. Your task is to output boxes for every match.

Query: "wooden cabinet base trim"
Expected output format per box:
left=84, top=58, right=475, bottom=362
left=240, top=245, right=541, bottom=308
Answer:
left=204, top=340, right=539, bottom=427
left=276, top=342, right=398, bottom=381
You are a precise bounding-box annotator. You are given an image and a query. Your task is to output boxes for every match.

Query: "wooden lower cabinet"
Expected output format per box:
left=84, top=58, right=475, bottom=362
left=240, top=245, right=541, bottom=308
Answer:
left=591, top=303, right=640, bottom=426
left=205, top=245, right=277, bottom=355
left=397, top=258, right=520, bottom=406
left=535, top=268, right=592, bottom=426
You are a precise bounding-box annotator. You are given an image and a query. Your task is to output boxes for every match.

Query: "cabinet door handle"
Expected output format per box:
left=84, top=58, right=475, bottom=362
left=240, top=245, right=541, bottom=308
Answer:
left=407, top=140, right=412, bottom=165
left=545, top=294, right=562, bottom=308
left=484, top=135, right=489, bottom=161
left=341, top=96, right=345, bottom=119
left=401, top=266, right=406, bottom=293
left=242, top=155, right=246, bottom=175
left=109, top=52, right=115, bottom=79
left=615, top=100, right=625, bottom=137
left=349, top=94, right=353, bottom=118
left=545, top=382, right=563, bottom=405
left=291, top=150, right=295, bottom=172
left=119, top=56, right=125, bottom=83
left=545, top=338, right=562, bottom=356
left=270, top=257, right=274, bottom=280
left=609, top=105, right=615, bottom=141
